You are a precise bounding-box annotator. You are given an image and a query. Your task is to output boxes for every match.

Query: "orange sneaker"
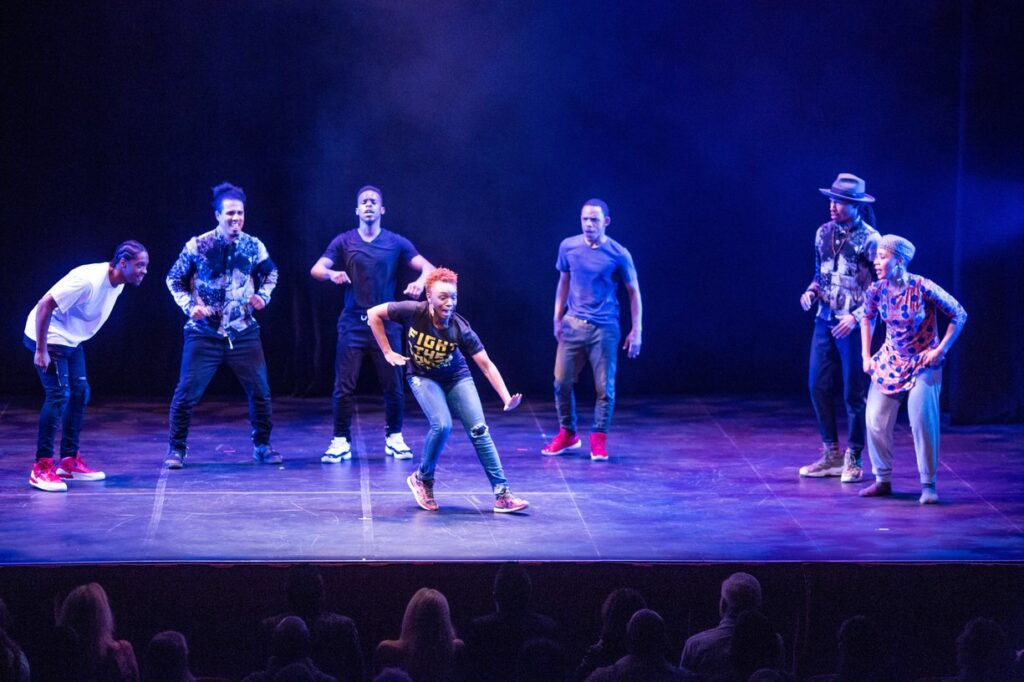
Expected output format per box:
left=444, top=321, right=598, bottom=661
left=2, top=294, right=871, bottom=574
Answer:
left=407, top=473, right=438, bottom=511
left=493, top=490, right=529, bottom=513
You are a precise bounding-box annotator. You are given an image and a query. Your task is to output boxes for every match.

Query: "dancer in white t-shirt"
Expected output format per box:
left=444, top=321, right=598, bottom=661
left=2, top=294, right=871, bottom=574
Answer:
left=24, top=241, right=149, bottom=492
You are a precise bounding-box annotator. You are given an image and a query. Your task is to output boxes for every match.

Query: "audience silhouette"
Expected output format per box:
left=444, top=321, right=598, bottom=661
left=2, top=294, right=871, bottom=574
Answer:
left=374, top=588, right=463, bottom=682
left=57, top=582, right=140, bottom=682
left=463, top=563, right=557, bottom=680
left=260, top=565, right=363, bottom=682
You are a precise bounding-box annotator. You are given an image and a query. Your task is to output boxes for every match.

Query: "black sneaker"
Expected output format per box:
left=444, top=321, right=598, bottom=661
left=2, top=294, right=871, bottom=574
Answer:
left=165, top=449, right=186, bottom=470
left=253, top=444, right=282, bottom=465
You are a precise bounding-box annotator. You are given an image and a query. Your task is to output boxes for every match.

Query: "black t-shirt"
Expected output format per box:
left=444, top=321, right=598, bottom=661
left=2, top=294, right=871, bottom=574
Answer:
left=321, top=229, right=419, bottom=316
left=387, top=301, right=484, bottom=386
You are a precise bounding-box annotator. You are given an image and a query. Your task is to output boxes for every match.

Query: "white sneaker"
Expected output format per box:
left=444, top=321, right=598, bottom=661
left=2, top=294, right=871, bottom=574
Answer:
left=322, top=437, right=352, bottom=463
left=385, top=433, right=414, bottom=460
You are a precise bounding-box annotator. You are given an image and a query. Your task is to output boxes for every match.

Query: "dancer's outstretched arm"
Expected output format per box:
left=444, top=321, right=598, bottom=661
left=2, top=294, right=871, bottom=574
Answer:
left=471, top=350, right=522, bottom=411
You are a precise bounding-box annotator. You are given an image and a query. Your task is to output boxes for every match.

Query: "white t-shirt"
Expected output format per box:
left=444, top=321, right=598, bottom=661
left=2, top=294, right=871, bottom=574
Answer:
left=24, top=263, right=124, bottom=348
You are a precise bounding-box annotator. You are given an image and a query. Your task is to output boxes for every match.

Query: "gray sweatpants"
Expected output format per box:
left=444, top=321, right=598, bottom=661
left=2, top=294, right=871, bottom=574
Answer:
left=865, top=367, right=942, bottom=486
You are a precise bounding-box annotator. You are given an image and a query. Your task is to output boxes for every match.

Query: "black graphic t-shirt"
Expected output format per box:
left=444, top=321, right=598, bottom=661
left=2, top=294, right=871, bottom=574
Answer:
left=387, top=301, right=484, bottom=386
left=322, top=229, right=419, bottom=318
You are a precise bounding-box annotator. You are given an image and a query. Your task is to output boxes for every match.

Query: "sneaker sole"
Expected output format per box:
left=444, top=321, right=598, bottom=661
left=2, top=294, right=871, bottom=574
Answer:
left=164, top=460, right=185, bottom=470
left=541, top=441, right=582, bottom=456
left=56, top=470, right=106, bottom=481
left=321, top=453, right=352, bottom=463
left=840, top=474, right=863, bottom=483
left=385, top=445, right=413, bottom=460
left=29, top=478, right=67, bottom=492
left=590, top=454, right=609, bottom=461
left=407, top=475, right=438, bottom=511
left=799, top=467, right=843, bottom=477
left=494, top=502, right=529, bottom=513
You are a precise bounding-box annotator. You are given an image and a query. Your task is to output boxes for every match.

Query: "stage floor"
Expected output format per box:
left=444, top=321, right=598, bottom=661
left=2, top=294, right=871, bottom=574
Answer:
left=1, top=394, right=1022, bottom=564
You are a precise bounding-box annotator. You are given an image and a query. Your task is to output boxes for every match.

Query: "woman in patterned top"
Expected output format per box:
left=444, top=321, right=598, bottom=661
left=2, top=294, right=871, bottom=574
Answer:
left=858, top=235, right=967, bottom=504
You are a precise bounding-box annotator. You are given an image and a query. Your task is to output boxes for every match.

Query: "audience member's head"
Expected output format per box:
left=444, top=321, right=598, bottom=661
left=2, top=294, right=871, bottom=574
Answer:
left=143, top=630, right=193, bottom=682
left=272, top=661, right=315, bottom=682
left=0, top=597, right=30, bottom=682
left=956, top=617, right=1014, bottom=681
left=57, top=582, right=119, bottom=663
left=720, top=572, right=763, bottom=619
left=836, top=615, right=881, bottom=679
left=600, top=588, right=647, bottom=641
left=373, top=667, right=413, bottom=682
left=286, top=565, right=326, bottom=619
left=626, top=608, right=670, bottom=660
left=400, top=588, right=456, bottom=649
left=272, top=616, right=312, bottom=664
left=730, top=610, right=779, bottom=678
left=515, top=637, right=564, bottom=682
left=493, top=563, right=532, bottom=613
left=397, top=588, right=457, bottom=680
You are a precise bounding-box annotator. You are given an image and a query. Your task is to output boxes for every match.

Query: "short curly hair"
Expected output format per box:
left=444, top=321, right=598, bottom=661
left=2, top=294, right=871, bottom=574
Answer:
left=425, top=267, right=458, bottom=294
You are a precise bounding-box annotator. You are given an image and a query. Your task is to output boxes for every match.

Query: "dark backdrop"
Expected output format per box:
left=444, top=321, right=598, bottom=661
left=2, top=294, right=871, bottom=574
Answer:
left=2, top=1, right=1021, bottom=422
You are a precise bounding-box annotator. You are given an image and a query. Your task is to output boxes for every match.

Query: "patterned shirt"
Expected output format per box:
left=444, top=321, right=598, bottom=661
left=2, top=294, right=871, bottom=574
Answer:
left=807, top=220, right=879, bottom=323
left=166, top=229, right=278, bottom=339
left=863, top=274, right=967, bottom=394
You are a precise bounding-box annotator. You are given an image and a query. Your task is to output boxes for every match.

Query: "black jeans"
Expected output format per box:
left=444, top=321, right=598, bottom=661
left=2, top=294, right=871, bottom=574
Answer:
left=168, top=328, right=272, bottom=451
left=332, top=314, right=404, bottom=439
left=26, top=336, right=89, bottom=460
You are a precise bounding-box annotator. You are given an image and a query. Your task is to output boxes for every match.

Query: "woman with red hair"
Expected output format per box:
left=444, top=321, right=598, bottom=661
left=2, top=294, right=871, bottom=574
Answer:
left=368, top=267, right=529, bottom=513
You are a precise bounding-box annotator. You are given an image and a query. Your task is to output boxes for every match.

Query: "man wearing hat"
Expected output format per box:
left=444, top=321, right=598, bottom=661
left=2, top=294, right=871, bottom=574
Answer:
left=798, top=174, right=880, bottom=482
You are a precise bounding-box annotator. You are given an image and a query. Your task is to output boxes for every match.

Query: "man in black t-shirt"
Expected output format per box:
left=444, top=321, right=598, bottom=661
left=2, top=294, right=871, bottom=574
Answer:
left=311, top=186, right=435, bottom=462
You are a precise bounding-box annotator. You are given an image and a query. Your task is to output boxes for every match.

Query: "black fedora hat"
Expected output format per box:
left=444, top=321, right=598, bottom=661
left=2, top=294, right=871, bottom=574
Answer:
left=819, top=173, right=875, bottom=203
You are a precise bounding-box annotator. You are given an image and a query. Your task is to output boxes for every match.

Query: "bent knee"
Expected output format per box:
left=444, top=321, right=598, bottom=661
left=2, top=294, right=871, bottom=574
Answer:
left=429, top=421, right=453, bottom=437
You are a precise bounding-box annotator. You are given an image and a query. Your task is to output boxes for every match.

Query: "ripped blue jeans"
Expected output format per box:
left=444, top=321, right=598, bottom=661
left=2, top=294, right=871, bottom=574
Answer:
left=26, top=336, right=89, bottom=460
left=407, top=375, right=509, bottom=494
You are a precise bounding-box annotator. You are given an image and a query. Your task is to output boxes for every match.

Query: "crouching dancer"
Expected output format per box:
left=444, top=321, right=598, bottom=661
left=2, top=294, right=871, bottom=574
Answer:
left=25, top=241, right=149, bottom=491
left=859, top=235, right=967, bottom=504
left=367, top=268, right=529, bottom=513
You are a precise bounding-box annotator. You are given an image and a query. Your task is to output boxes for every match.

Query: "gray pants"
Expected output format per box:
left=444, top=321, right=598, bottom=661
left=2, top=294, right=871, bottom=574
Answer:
left=865, top=367, right=942, bottom=486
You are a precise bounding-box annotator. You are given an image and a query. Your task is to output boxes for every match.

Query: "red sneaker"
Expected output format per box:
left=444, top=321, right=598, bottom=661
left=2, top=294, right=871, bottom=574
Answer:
left=590, top=432, right=609, bottom=461
left=57, top=453, right=106, bottom=481
left=30, top=458, right=68, bottom=492
left=541, top=428, right=581, bottom=456
left=407, top=473, right=439, bottom=511
left=493, top=490, right=529, bottom=513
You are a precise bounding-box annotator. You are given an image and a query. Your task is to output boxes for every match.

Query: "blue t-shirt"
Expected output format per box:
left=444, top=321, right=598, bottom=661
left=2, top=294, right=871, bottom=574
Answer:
left=387, top=301, right=484, bottom=387
left=556, top=235, right=636, bottom=326
left=322, top=229, right=418, bottom=317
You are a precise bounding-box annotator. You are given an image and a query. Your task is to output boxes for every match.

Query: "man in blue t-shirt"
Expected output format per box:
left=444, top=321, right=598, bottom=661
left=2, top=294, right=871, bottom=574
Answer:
left=310, top=185, right=435, bottom=463
left=541, top=199, right=643, bottom=461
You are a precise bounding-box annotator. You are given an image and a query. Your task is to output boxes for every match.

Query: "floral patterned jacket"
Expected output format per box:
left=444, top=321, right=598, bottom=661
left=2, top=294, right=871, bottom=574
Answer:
left=166, top=229, right=278, bottom=340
